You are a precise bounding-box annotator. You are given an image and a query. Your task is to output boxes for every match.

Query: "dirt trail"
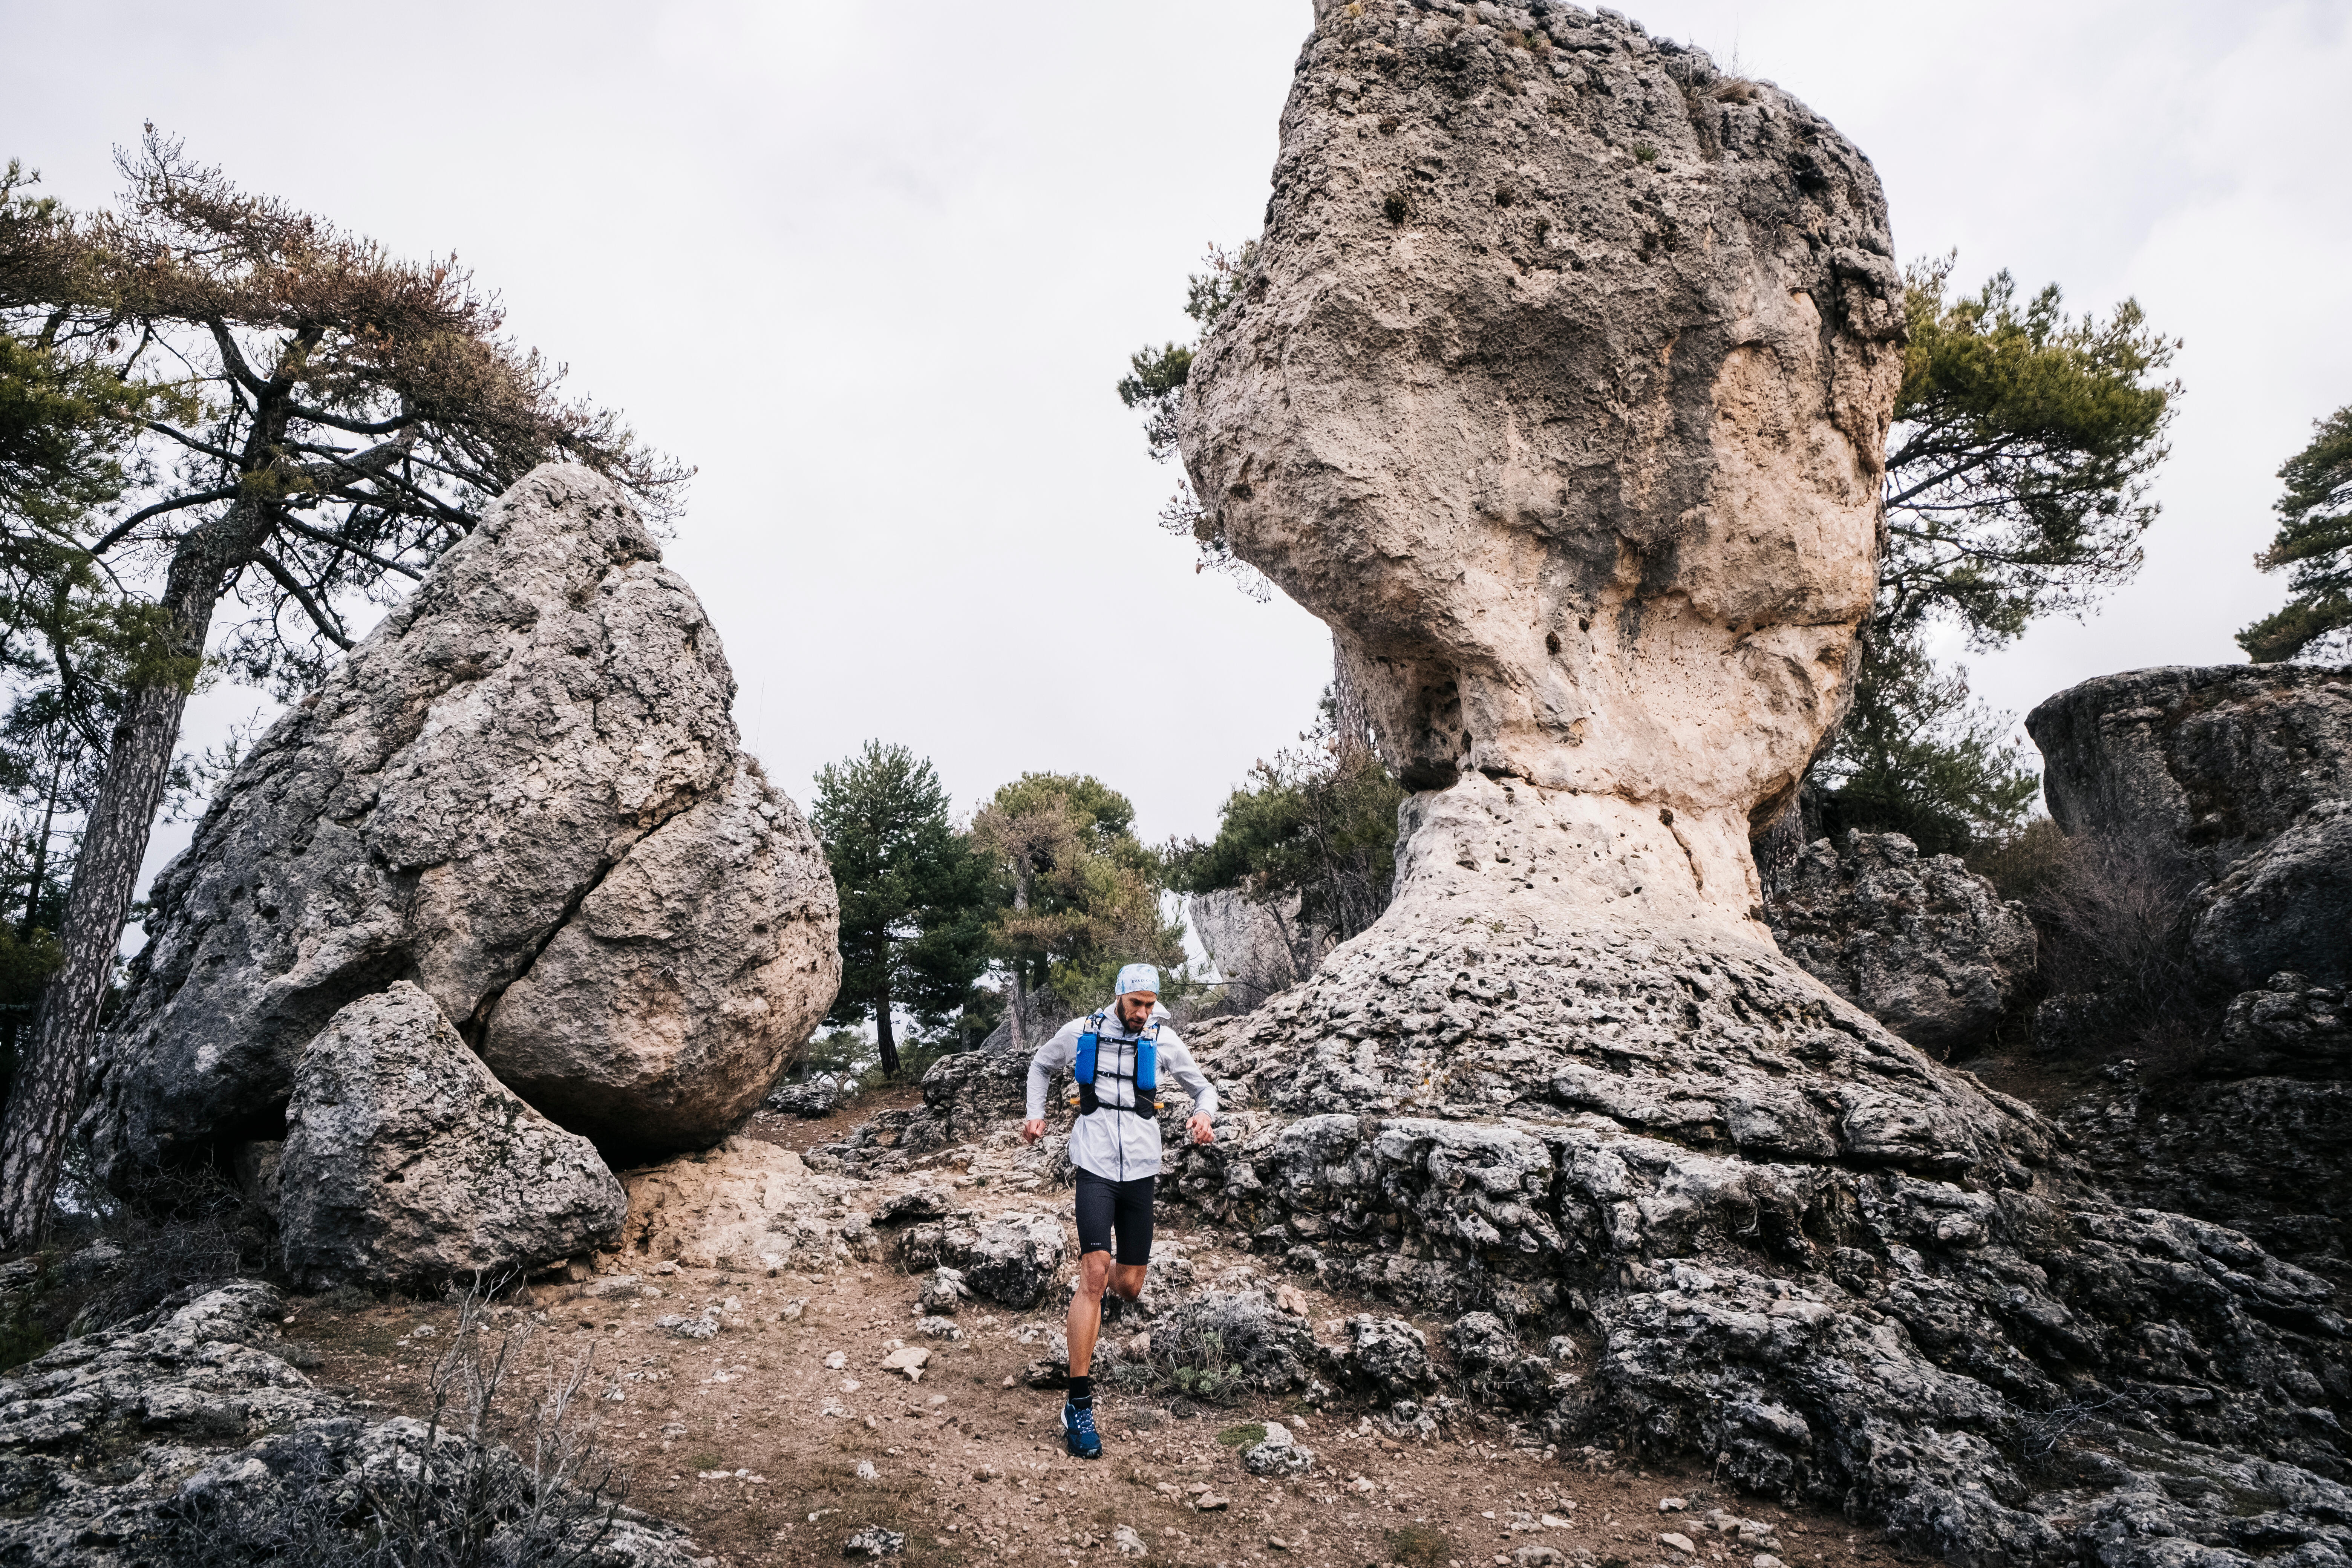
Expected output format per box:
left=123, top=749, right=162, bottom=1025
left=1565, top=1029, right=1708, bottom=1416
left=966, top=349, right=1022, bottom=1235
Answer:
left=285, top=1112, right=1928, bottom=1568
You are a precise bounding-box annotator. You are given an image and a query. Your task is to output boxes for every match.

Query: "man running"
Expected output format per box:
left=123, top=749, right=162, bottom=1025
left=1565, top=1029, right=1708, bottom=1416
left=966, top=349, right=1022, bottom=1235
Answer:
left=1021, top=962, right=1216, bottom=1459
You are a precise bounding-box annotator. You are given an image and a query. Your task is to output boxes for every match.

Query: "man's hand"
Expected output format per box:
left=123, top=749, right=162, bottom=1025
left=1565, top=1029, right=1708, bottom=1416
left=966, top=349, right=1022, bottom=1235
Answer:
left=1020, top=1118, right=1045, bottom=1145
left=1187, top=1114, right=1215, bottom=1145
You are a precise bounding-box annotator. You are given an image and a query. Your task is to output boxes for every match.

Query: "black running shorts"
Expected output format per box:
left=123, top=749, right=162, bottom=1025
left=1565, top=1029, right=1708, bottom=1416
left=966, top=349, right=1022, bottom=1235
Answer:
left=1073, top=1168, right=1155, bottom=1266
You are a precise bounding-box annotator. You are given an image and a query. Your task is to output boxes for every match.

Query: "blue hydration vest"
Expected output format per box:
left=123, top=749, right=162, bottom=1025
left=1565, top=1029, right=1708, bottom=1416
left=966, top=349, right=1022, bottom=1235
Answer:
left=1071, top=1010, right=1161, bottom=1117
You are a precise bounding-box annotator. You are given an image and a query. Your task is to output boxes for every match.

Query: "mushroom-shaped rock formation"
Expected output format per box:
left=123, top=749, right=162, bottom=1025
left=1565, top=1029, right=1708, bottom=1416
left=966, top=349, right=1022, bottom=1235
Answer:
left=86, top=464, right=840, bottom=1176
left=1171, top=8, right=2351, bottom=1567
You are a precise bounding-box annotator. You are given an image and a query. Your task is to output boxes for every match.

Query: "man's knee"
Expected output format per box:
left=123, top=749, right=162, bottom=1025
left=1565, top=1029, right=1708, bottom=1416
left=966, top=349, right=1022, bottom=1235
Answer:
left=1078, top=1251, right=1115, bottom=1288
left=1111, top=1265, right=1147, bottom=1302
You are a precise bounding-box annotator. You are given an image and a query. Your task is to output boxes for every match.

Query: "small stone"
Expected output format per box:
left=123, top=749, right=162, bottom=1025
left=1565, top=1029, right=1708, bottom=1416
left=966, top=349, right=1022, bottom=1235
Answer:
left=917, top=1315, right=964, bottom=1341
left=880, top=1344, right=931, bottom=1381
left=1658, top=1498, right=1687, bottom=1513
left=842, top=1527, right=905, bottom=1558
left=1194, top=1493, right=1230, bottom=1511
left=1516, top=1548, right=1567, bottom=1567
left=1115, top=1524, right=1149, bottom=1557
left=855, top=1460, right=877, bottom=1481
left=824, top=1351, right=848, bottom=1370
left=654, top=1312, right=718, bottom=1341
left=1660, top=1534, right=1697, bottom=1556
left=1754, top=1557, right=1785, bottom=1568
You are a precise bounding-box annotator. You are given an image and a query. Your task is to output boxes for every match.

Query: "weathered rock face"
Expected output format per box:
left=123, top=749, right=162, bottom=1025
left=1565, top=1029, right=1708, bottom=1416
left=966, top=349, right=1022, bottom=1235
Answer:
left=1165, top=11, right=2352, bottom=1568
left=1766, top=830, right=2037, bottom=1055
left=0, top=1281, right=697, bottom=1568
left=894, top=1211, right=1067, bottom=1310
left=615, top=1135, right=835, bottom=1271
left=1181, top=2, right=1906, bottom=910
left=2027, top=664, right=2352, bottom=991
left=278, top=983, right=627, bottom=1290
left=88, top=463, right=840, bottom=1174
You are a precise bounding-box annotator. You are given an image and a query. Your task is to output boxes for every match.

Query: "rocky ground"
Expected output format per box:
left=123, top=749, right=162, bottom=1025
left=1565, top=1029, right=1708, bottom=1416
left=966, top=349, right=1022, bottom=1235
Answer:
left=276, top=1123, right=1927, bottom=1568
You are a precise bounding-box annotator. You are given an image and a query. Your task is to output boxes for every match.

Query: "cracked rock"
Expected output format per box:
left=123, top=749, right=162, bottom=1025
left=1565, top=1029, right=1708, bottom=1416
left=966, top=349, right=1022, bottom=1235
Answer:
left=86, top=462, right=839, bottom=1176
left=277, top=982, right=626, bottom=1290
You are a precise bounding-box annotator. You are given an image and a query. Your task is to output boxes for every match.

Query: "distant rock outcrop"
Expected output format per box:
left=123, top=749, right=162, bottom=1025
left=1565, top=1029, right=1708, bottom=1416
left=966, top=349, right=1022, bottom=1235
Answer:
left=1171, top=8, right=2352, bottom=1568
left=277, top=983, right=626, bottom=1291
left=85, top=463, right=839, bottom=1181
left=1192, top=888, right=1321, bottom=1011
left=2028, top=663, right=2352, bottom=991
left=1766, top=831, right=2036, bottom=1055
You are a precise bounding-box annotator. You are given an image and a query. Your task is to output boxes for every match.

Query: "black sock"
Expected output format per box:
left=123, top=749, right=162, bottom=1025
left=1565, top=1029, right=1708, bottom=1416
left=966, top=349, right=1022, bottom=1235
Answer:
left=1068, top=1375, right=1094, bottom=1408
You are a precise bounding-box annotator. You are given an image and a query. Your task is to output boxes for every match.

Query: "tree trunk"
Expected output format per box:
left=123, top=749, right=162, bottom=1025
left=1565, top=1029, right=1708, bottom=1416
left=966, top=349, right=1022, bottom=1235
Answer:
left=0, top=499, right=257, bottom=1246
left=1006, top=862, right=1033, bottom=1053
left=874, top=981, right=900, bottom=1080
left=2, top=752, right=66, bottom=1107
left=1331, top=628, right=1371, bottom=759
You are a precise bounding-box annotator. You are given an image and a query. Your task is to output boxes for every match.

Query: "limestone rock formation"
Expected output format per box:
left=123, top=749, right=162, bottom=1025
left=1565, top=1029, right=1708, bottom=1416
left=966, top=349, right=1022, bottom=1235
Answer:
left=278, top=982, right=627, bottom=1290
left=1168, top=9, right=2352, bottom=1566
left=1765, top=830, right=2036, bottom=1054
left=1182, top=3, right=1905, bottom=883
left=87, top=463, right=839, bottom=1176
left=894, top=1211, right=1066, bottom=1310
left=2028, top=663, right=2352, bottom=991
left=0, top=1281, right=697, bottom=1568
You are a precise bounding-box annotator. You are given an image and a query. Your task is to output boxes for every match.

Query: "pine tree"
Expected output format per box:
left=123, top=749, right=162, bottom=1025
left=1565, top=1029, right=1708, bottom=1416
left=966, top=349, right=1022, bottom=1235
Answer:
left=810, top=743, right=991, bottom=1079
left=2238, top=407, right=2352, bottom=663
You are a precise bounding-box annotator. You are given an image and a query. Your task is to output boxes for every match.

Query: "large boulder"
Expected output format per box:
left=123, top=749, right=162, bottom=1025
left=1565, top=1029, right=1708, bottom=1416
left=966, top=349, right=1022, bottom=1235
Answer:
left=0, top=1282, right=697, bottom=1568
left=1765, top=830, right=2037, bottom=1055
left=1170, top=9, right=2352, bottom=1568
left=278, top=982, right=627, bottom=1290
left=2026, top=663, right=2352, bottom=991
left=86, top=463, right=840, bottom=1175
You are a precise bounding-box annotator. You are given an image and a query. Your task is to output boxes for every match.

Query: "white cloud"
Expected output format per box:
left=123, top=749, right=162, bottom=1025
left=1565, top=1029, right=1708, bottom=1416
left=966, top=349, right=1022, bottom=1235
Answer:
left=2, top=0, right=2344, bottom=894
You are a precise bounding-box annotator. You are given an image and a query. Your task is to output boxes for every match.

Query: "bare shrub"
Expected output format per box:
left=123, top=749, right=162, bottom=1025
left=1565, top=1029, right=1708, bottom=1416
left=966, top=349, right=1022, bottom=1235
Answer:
left=1973, top=821, right=2215, bottom=1059
left=156, top=1283, right=639, bottom=1567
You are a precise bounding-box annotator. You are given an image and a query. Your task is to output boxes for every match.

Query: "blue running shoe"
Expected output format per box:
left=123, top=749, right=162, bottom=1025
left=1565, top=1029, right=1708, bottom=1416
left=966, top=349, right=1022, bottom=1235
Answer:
left=1061, top=1401, right=1102, bottom=1460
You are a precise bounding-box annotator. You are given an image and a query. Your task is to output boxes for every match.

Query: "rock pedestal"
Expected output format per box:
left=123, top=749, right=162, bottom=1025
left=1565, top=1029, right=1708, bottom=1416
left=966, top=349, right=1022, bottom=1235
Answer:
left=1171, top=8, right=2351, bottom=1566
left=86, top=463, right=840, bottom=1175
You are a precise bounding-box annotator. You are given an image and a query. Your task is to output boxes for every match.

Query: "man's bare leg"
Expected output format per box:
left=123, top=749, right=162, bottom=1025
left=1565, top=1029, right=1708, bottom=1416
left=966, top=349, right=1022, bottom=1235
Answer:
left=1068, top=1258, right=1152, bottom=1378
left=1068, top=1250, right=1113, bottom=1378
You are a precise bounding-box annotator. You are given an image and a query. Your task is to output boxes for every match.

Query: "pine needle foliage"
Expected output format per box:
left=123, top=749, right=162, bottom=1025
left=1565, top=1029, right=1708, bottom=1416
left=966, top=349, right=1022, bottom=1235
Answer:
left=2238, top=406, right=2352, bottom=663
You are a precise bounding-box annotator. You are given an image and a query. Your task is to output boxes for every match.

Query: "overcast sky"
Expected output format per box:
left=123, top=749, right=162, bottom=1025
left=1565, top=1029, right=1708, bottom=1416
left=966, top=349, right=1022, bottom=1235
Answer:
left=6, top=0, right=2349, bottom=894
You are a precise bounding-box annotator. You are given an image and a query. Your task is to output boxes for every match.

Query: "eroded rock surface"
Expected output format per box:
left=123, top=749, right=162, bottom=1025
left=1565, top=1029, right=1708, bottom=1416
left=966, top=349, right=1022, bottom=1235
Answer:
left=1165, top=9, right=2352, bottom=1567
left=1766, top=830, right=2037, bottom=1054
left=2028, top=663, right=2352, bottom=991
left=0, top=1281, right=696, bottom=1568
left=894, top=1211, right=1066, bottom=1311
left=278, top=982, right=627, bottom=1290
left=616, top=1135, right=838, bottom=1271
left=1181, top=2, right=1905, bottom=881
left=88, top=463, right=839, bottom=1174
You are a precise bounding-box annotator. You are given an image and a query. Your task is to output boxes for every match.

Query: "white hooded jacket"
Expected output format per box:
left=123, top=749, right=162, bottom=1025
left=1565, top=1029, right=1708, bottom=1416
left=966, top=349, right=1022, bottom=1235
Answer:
left=1025, top=1006, right=1217, bottom=1183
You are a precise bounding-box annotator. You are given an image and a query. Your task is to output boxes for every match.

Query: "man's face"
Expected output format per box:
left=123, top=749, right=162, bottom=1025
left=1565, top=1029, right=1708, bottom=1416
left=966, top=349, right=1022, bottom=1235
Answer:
left=1116, top=992, right=1158, bottom=1030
